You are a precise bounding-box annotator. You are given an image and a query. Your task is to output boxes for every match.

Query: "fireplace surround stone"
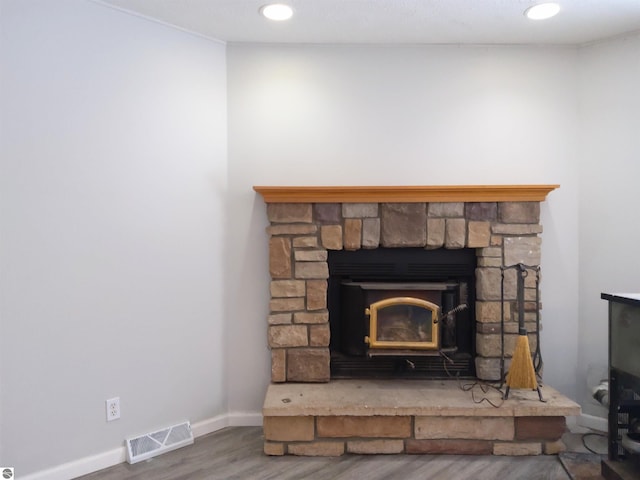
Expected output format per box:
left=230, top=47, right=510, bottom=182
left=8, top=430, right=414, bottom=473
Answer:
left=255, top=185, right=580, bottom=456
left=257, top=186, right=557, bottom=384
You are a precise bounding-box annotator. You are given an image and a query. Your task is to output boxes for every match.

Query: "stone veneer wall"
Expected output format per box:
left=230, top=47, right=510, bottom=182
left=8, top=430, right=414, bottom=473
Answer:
left=266, top=201, right=543, bottom=383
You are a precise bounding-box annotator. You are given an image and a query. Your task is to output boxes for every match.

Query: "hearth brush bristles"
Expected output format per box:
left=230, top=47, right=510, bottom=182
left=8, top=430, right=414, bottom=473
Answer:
left=506, top=334, right=538, bottom=390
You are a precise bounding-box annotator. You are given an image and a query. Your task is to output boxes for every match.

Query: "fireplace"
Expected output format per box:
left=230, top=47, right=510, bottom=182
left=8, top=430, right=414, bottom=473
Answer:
left=328, top=248, right=476, bottom=379
left=256, top=186, right=581, bottom=458
left=256, top=186, right=560, bottom=384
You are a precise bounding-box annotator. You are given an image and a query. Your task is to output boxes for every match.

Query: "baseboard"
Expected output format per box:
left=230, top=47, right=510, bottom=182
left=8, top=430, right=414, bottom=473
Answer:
left=578, top=413, right=608, bottom=433
left=19, top=447, right=127, bottom=480
left=228, top=411, right=263, bottom=427
left=191, top=413, right=230, bottom=437
left=20, top=412, right=263, bottom=480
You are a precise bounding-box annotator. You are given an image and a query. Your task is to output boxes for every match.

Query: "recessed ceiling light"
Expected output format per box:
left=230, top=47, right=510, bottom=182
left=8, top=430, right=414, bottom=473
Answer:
left=260, top=4, right=293, bottom=21
left=524, top=3, right=560, bottom=20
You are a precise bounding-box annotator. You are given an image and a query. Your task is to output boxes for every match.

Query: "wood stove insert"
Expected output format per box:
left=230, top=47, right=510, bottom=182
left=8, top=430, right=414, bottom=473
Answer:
left=328, top=248, right=476, bottom=379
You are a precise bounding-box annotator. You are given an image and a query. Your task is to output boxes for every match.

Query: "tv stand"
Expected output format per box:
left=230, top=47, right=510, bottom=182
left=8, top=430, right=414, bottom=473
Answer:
left=601, top=293, right=640, bottom=480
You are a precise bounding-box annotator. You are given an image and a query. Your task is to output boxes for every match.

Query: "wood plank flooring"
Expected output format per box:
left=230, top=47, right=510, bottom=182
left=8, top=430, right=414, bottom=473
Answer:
left=77, top=426, right=573, bottom=480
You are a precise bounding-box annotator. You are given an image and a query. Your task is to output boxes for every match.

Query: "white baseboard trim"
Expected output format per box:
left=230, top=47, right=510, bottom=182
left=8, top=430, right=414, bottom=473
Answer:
left=191, top=413, right=230, bottom=437
left=20, top=412, right=263, bottom=480
left=228, top=411, right=263, bottom=427
left=20, top=447, right=127, bottom=480
left=578, top=413, right=608, bottom=433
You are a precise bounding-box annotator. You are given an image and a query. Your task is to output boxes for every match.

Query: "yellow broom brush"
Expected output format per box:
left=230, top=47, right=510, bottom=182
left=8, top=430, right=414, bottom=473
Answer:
left=505, top=332, right=537, bottom=390
left=504, top=264, right=544, bottom=401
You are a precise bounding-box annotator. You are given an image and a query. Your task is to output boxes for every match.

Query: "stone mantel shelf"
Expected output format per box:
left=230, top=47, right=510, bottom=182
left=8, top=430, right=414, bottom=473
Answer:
left=253, top=185, right=559, bottom=203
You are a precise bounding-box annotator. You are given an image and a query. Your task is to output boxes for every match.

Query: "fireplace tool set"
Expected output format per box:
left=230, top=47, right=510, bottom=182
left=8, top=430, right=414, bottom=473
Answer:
left=501, top=263, right=545, bottom=402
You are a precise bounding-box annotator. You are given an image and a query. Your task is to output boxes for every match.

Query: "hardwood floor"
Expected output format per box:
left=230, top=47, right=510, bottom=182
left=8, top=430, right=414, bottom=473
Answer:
left=77, top=426, right=573, bottom=480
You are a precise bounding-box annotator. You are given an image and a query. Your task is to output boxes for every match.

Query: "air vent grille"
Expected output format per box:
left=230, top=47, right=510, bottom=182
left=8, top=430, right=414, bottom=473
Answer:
left=126, top=421, right=193, bottom=464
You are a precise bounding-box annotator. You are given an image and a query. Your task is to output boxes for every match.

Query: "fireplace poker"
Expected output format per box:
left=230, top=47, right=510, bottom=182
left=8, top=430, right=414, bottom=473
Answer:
left=434, top=303, right=468, bottom=324
left=436, top=304, right=467, bottom=367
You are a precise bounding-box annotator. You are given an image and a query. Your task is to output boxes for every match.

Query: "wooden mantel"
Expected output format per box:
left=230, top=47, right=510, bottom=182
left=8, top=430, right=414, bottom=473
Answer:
left=253, top=185, right=559, bottom=203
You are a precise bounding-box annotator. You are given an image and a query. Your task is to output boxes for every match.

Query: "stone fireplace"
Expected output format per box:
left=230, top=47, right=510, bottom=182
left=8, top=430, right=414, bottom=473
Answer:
left=255, top=185, right=580, bottom=457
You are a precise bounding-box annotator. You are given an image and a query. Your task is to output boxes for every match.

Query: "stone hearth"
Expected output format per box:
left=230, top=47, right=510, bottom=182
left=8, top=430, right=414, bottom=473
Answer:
left=263, top=380, right=580, bottom=456
left=255, top=185, right=580, bottom=456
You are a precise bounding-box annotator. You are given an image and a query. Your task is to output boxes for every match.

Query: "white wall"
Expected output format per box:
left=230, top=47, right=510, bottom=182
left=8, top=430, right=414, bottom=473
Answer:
left=577, top=32, right=640, bottom=417
left=226, top=44, right=581, bottom=412
left=0, top=0, right=227, bottom=475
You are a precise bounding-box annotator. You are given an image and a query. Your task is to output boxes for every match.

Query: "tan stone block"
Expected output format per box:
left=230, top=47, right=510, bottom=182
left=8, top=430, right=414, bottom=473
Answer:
left=476, top=302, right=511, bottom=322
left=477, top=247, right=502, bottom=257
left=503, top=322, right=537, bottom=334
left=294, top=311, right=329, bottom=324
left=445, top=218, right=466, bottom=249
left=293, top=236, right=318, bottom=248
left=428, top=202, right=464, bottom=217
left=347, top=439, right=404, bottom=454
left=525, top=301, right=540, bottom=312
left=295, top=262, right=329, bottom=279
left=362, top=218, right=380, bottom=249
left=476, top=268, right=501, bottom=301
left=321, top=225, right=343, bottom=250
left=544, top=439, right=567, bottom=454
left=492, top=224, right=543, bottom=235
left=264, top=442, right=285, bottom=456
left=271, top=349, right=286, bottom=382
left=267, top=203, right=313, bottom=223
left=465, top=202, right=498, bottom=221
left=476, top=323, right=503, bottom=334
left=414, top=416, right=514, bottom=440
left=269, top=297, right=305, bottom=312
left=491, top=235, right=503, bottom=246
left=477, top=267, right=516, bottom=301
left=525, top=273, right=539, bottom=288
left=504, top=236, right=541, bottom=267
left=306, top=280, right=327, bottom=311
left=343, top=218, right=362, bottom=250
left=406, top=439, right=492, bottom=455
left=468, top=221, right=491, bottom=248
left=498, top=202, right=540, bottom=224
left=380, top=203, right=427, bottom=247
left=287, top=348, right=330, bottom=382
left=493, top=442, right=542, bottom=456
left=476, top=333, right=517, bottom=357
left=288, top=441, right=344, bottom=456
left=515, top=416, right=566, bottom=441
left=342, top=203, right=378, bottom=218
left=317, top=416, right=411, bottom=438
left=269, top=237, right=291, bottom=279
left=268, top=224, right=317, bottom=235
left=270, top=280, right=306, bottom=298
left=426, top=218, right=445, bottom=249
left=294, top=249, right=328, bottom=262
left=263, top=416, right=315, bottom=441
left=268, top=325, right=308, bottom=348
left=314, top=203, right=342, bottom=224
left=268, top=313, right=292, bottom=325
left=475, top=357, right=503, bottom=382
left=504, top=268, right=517, bottom=300
left=525, top=287, right=538, bottom=302
left=310, top=324, right=330, bottom=346
left=478, top=257, right=503, bottom=267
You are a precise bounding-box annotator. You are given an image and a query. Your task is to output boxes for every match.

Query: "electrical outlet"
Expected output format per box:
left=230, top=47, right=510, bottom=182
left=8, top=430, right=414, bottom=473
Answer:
left=106, top=397, right=120, bottom=421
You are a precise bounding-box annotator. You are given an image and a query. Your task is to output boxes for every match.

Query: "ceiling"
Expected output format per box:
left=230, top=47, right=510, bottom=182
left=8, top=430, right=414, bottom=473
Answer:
left=97, top=0, right=640, bottom=45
